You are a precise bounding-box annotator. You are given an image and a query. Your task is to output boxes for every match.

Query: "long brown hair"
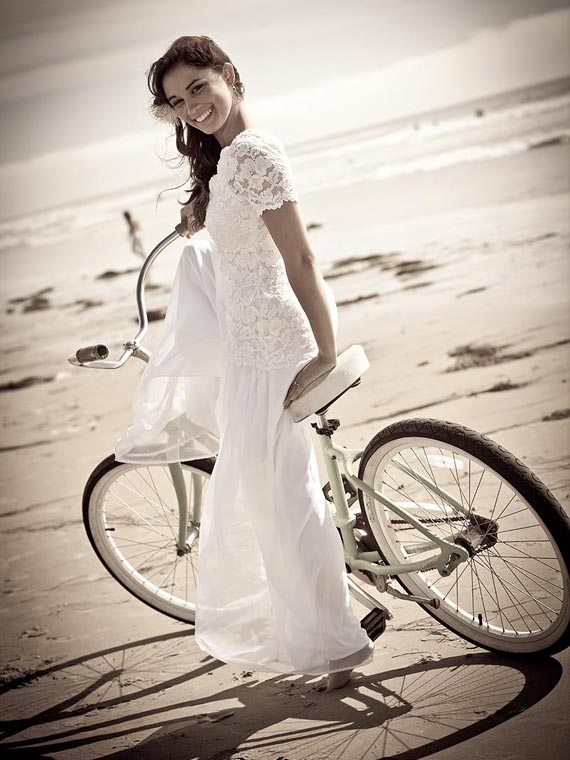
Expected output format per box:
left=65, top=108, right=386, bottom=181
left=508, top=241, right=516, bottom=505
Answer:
left=147, top=36, right=245, bottom=231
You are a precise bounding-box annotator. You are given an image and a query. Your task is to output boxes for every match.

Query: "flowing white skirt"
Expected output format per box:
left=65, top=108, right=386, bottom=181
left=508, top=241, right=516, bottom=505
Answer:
left=114, top=239, right=374, bottom=675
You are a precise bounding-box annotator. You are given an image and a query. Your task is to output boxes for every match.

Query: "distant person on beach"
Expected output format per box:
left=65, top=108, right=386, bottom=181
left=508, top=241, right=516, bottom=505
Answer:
left=122, top=210, right=146, bottom=260
left=114, top=35, right=373, bottom=691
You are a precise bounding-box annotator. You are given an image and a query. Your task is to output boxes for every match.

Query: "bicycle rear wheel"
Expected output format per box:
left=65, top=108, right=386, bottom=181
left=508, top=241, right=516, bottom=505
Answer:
left=83, top=454, right=214, bottom=622
left=358, top=418, right=570, bottom=655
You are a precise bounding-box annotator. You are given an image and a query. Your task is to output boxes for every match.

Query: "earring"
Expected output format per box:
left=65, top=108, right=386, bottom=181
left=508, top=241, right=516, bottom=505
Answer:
left=232, top=83, right=238, bottom=93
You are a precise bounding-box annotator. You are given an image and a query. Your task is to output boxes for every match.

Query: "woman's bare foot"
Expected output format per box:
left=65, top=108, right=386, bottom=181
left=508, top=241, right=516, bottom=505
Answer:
left=313, top=668, right=353, bottom=692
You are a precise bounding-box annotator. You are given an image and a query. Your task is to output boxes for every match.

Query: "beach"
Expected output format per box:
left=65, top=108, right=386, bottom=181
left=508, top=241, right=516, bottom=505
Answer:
left=1, top=80, right=569, bottom=758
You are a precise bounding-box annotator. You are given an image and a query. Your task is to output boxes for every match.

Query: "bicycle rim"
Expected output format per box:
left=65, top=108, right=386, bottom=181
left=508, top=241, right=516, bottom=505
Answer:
left=360, top=430, right=570, bottom=654
left=85, top=461, right=210, bottom=622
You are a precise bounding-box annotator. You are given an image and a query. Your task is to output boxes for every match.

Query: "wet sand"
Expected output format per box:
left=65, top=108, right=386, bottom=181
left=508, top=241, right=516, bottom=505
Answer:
left=0, top=141, right=569, bottom=758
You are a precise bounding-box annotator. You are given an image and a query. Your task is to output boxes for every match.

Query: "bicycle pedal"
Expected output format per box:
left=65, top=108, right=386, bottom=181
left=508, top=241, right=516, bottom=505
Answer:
left=360, top=607, right=388, bottom=640
left=322, top=475, right=358, bottom=506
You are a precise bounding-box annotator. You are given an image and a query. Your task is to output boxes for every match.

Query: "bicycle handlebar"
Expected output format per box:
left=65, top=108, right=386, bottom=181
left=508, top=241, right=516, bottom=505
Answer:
left=68, top=226, right=183, bottom=369
left=75, top=344, right=109, bottom=363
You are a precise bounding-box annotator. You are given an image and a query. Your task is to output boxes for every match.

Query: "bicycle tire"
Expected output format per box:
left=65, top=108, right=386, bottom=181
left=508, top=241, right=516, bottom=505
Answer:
left=82, top=454, right=215, bottom=623
left=357, top=417, right=570, bottom=656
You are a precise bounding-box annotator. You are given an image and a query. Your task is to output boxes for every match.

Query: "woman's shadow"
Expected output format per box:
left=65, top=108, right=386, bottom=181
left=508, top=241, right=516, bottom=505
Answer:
left=0, top=629, right=563, bottom=760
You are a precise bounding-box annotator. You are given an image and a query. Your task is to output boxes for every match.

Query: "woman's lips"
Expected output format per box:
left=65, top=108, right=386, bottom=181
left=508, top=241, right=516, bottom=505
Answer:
left=195, top=106, right=213, bottom=124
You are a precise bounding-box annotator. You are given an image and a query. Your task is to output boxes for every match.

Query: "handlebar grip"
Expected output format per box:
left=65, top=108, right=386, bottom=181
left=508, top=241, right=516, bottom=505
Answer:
left=75, top=344, right=109, bottom=363
left=175, top=221, right=189, bottom=237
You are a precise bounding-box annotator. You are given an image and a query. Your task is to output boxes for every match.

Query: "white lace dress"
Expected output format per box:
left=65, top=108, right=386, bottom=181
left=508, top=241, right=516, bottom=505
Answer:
left=115, top=128, right=374, bottom=675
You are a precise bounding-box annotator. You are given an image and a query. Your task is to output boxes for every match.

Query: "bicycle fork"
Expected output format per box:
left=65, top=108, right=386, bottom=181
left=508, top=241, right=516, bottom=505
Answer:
left=168, top=463, right=202, bottom=556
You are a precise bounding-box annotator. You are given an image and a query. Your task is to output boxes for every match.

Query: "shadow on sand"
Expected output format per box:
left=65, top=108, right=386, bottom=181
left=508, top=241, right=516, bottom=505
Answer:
left=0, top=629, right=562, bottom=760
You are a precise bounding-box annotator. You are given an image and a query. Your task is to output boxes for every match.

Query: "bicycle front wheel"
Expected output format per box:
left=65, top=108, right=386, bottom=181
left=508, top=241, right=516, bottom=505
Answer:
left=358, top=418, right=570, bottom=656
left=83, top=454, right=214, bottom=623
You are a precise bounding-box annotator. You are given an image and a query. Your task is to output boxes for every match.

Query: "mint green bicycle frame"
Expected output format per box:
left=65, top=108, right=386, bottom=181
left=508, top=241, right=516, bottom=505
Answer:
left=72, top=227, right=470, bottom=601
left=166, top=407, right=470, bottom=594
left=312, top=413, right=470, bottom=578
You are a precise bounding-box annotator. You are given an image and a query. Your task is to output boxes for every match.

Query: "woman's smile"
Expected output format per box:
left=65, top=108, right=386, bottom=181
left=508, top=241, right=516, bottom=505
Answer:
left=194, top=106, right=213, bottom=124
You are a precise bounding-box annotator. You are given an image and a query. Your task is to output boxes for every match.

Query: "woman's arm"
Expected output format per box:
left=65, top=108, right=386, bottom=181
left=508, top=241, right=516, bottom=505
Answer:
left=261, top=200, right=338, bottom=406
left=262, top=201, right=336, bottom=360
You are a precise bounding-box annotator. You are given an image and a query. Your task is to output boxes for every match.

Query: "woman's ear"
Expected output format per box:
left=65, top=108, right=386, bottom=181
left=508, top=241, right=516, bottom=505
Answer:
left=222, top=61, right=235, bottom=87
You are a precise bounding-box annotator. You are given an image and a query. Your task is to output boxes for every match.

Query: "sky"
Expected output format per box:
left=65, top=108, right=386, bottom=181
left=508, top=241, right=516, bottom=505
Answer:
left=0, top=0, right=569, bottom=219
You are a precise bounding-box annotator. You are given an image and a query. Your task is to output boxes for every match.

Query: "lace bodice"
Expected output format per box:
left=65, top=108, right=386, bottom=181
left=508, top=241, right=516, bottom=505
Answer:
left=205, top=128, right=318, bottom=371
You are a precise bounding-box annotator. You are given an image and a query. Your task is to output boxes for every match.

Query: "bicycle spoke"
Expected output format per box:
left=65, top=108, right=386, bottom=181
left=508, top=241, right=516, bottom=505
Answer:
left=450, top=450, right=470, bottom=512
left=493, top=505, right=533, bottom=522
left=171, top=553, right=179, bottom=594
left=475, top=555, right=558, bottom=619
left=489, top=549, right=564, bottom=594
left=114, top=542, right=172, bottom=563
left=467, top=560, right=489, bottom=626
left=472, top=559, right=514, bottom=632
left=145, top=467, right=177, bottom=537
left=492, top=491, right=518, bottom=523
left=408, top=447, right=448, bottom=512
left=484, top=552, right=563, bottom=596
left=493, top=541, right=560, bottom=571
left=382, top=470, right=443, bottom=532
left=493, top=554, right=559, bottom=561
left=108, top=535, right=167, bottom=548
left=130, top=541, right=173, bottom=572
left=487, top=551, right=510, bottom=632
left=118, top=473, right=173, bottom=529
left=431, top=560, right=471, bottom=602
left=497, top=538, right=553, bottom=543
left=488, top=479, right=503, bottom=523
left=470, top=466, right=485, bottom=509
left=495, top=524, right=546, bottom=536
left=364, top=432, right=569, bottom=651
left=474, top=554, right=536, bottom=632
left=398, top=448, right=455, bottom=524
left=470, top=560, right=475, bottom=621
left=382, top=463, right=456, bottom=540
left=419, top=446, right=456, bottom=535
left=104, top=490, right=173, bottom=541
left=140, top=556, right=179, bottom=586
left=89, top=463, right=206, bottom=619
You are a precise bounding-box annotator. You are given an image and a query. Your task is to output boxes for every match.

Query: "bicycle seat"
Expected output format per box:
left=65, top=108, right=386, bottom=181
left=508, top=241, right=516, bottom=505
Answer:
left=289, top=344, right=370, bottom=422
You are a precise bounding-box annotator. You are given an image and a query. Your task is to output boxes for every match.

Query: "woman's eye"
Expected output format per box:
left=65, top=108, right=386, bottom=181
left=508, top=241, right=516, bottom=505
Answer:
left=172, top=83, right=203, bottom=107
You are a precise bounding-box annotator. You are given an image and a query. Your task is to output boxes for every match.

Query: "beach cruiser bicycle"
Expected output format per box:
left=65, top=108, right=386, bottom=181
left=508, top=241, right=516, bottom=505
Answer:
left=69, top=226, right=570, bottom=657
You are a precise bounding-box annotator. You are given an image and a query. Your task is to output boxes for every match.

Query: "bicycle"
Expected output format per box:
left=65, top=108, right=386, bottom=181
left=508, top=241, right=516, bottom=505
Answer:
left=69, top=226, right=570, bottom=657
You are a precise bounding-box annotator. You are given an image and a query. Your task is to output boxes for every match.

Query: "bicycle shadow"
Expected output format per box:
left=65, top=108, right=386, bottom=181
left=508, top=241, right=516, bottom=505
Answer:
left=0, top=629, right=562, bottom=760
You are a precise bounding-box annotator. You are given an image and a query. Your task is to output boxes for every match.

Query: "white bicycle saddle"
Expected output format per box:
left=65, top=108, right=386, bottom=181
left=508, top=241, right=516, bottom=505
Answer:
left=289, top=344, right=370, bottom=422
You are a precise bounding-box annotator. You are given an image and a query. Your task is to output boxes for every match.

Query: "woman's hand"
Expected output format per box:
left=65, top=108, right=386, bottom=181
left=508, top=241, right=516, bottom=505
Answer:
left=284, top=353, right=337, bottom=408
left=179, top=204, right=194, bottom=238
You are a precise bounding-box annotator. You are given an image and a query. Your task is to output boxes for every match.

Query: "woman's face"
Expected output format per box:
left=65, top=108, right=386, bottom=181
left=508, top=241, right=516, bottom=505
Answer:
left=163, top=63, right=234, bottom=134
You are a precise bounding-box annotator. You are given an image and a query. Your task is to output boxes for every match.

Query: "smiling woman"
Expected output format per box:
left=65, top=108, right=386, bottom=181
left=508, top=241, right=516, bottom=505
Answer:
left=116, top=34, right=374, bottom=691
left=147, top=37, right=247, bottom=231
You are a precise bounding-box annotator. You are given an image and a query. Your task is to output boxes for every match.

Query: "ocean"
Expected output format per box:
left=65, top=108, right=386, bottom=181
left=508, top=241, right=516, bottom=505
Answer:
left=0, top=76, right=568, bottom=255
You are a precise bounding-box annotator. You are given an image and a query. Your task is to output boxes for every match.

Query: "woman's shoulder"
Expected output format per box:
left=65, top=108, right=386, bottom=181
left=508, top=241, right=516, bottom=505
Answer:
left=222, top=127, right=297, bottom=205
left=230, top=128, right=286, bottom=158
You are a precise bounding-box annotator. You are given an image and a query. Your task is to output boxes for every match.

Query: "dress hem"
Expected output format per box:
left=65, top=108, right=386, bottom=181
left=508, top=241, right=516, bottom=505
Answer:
left=194, top=637, right=374, bottom=676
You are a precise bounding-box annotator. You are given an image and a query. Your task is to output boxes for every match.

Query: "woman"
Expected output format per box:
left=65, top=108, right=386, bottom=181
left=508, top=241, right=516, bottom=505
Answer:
left=115, top=35, right=374, bottom=691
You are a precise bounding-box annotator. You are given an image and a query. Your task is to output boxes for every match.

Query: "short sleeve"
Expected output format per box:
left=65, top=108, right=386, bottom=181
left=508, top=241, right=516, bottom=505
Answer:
left=228, top=130, right=298, bottom=215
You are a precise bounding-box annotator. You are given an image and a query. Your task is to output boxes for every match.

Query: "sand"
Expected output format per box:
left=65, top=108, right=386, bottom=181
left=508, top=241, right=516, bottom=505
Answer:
left=1, top=140, right=569, bottom=759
